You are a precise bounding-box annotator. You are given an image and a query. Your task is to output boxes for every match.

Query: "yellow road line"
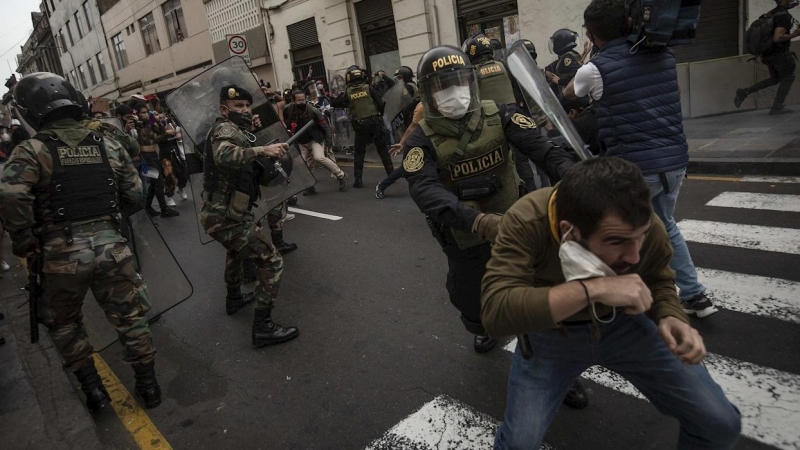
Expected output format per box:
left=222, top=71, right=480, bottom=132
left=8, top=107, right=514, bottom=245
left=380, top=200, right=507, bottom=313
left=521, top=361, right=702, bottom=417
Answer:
left=94, top=353, right=172, bottom=450
left=687, top=175, right=743, bottom=182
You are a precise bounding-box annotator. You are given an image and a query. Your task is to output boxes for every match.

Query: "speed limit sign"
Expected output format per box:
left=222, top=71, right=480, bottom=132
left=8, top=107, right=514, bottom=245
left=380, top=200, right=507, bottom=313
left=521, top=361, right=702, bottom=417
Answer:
left=227, top=34, right=251, bottom=66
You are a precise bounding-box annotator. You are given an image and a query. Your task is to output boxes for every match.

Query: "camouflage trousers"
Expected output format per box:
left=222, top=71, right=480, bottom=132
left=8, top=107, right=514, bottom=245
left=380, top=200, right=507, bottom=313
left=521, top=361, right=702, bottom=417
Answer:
left=38, top=242, right=155, bottom=373
left=267, top=202, right=285, bottom=232
left=212, top=221, right=283, bottom=313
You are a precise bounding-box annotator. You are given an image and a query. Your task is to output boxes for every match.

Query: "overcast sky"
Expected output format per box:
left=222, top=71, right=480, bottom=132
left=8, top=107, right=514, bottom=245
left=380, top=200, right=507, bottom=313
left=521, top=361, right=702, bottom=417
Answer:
left=0, top=0, right=45, bottom=93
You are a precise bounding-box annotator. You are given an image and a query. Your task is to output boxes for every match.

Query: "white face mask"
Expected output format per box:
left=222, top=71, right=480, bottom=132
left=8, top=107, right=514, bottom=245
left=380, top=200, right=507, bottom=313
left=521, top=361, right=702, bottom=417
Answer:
left=432, top=85, right=471, bottom=119
left=1, top=132, right=9, bottom=143
left=558, top=225, right=616, bottom=282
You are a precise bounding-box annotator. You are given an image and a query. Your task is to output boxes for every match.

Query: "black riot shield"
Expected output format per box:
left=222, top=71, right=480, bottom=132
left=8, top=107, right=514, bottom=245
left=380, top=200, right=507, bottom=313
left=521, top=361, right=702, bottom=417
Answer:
left=165, top=57, right=316, bottom=243
left=81, top=209, right=193, bottom=350
left=506, top=41, right=592, bottom=161
left=328, top=74, right=355, bottom=151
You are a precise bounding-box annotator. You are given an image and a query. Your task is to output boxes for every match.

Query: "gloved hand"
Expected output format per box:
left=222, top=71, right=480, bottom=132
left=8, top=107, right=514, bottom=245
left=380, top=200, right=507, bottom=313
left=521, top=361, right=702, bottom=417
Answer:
left=473, top=213, right=503, bottom=244
left=11, top=230, right=39, bottom=259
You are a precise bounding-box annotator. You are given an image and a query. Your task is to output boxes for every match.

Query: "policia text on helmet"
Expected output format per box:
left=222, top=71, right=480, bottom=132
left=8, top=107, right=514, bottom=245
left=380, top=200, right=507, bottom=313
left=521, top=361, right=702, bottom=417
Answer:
left=417, top=46, right=481, bottom=121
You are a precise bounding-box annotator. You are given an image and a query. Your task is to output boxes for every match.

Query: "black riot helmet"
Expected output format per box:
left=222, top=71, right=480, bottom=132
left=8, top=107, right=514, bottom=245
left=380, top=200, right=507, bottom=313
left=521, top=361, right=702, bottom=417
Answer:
left=521, top=39, right=538, bottom=61
left=550, top=28, right=579, bottom=55
left=345, top=66, right=365, bottom=85
left=394, top=66, right=414, bottom=83
left=14, top=72, right=82, bottom=130
left=74, top=89, right=91, bottom=118
left=461, top=33, right=494, bottom=64
left=417, top=46, right=481, bottom=120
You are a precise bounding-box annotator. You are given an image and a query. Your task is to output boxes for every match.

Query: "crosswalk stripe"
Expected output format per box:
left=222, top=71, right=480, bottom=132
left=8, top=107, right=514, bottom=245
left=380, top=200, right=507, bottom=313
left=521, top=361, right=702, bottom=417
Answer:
left=697, top=268, right=800, bottom=323
left=502, top=341, right=800, bottom=449
left=740, top=176, right=800, bottom=184
left=365, top=395, right=553, bottom=450
left=706, top=192, right=800, bottom=213
left=678, top=220, right=800, bottom=255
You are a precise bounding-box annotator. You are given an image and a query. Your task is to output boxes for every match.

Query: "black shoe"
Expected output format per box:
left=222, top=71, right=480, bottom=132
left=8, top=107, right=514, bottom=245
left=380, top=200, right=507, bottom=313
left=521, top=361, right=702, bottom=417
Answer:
left=0, top=336, right=4, bottom=345
left=338, top=173, right=348, bottom=191
left=473, top=335, right=497, bottom=353
left=146, top=207, right=160, bottom=217
left=769, top=106, right=795, bottom=115
left=286, top=195, right=298, bottom=206
left=75, top=357, right=111, bottom=412
left=563, top=379, right=588, bottom=409
left=353, top=176, right=363, bottom=188
left=160, top=207, right=179, bottom=218
left=226, top=287, right=255, bottom=315
left=132, top=362, right=161, bottom=409
left=272, top=230, right=297, bottom=254
left=252, top=310, right=299, bottom=347
left=375, top=184, right=385, bottom=199
left=302, top=186, right=316, bottom=196
left=682, top=293, right=719, bottom=318
left=734, top=88, right=747, bottom=109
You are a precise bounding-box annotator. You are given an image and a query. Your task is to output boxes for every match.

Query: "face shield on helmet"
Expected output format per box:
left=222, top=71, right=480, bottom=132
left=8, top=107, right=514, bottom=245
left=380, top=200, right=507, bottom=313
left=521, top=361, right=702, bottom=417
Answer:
left=549, top=29, right=581, bottom=55
left=420, top=67, right=480, bottom=120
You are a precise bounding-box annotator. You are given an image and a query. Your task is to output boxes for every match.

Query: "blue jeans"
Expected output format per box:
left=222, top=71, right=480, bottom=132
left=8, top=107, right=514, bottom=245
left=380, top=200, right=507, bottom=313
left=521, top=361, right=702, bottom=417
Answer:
left=644, top=168, right=705, bottom=300
left=494, top=314, right=741, bottom=449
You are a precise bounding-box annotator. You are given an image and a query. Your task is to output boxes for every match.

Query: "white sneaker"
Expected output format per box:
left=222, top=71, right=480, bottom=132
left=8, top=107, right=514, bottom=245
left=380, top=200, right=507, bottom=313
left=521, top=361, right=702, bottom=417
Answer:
left=1, top=261, right=9, bottom=271
left=281, top=213, right=296, bottom=223
left=178, top=188, right=188, bottom=201
left=166, top=197, right=177, bottom=207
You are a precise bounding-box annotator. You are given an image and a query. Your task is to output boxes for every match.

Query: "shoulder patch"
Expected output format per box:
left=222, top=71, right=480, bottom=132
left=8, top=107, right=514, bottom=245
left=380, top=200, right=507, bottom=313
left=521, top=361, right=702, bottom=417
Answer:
left=214, top=123, right=237, bottom=139
left=403, top=147, right=425, bottom=173
left=563, top=57, right=572, bottom=67
left=511, top=113, right=537, bottom=129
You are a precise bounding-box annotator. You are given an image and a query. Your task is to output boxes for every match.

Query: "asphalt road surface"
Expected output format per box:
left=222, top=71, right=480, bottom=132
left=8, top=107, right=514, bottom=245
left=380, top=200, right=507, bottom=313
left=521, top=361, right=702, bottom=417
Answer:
left=92, top=166, right=800, bottom=450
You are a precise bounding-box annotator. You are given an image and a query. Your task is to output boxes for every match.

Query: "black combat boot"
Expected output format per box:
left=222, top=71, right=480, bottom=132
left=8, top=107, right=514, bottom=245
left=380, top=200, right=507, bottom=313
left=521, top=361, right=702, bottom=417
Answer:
left=74, top=357, right=110, bottom=412
left=271, top=230, right=298, bottom=254
left=242, top=260, right=257, bottom=284
left=132, top=361, right=161, bottom=409
left=473, top=335, right=497, bottom=353
left=563, top=379, right=589, bottom=409
left=226, top=286, right=255, bottom=315
left=252, top=309, right=299, bottom=347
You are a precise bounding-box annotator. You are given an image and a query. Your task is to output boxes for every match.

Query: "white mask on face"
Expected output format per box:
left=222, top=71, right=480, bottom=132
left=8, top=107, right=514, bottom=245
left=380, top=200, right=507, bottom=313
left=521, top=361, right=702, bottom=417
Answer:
left=1, top=132, right=9, bottom=142
left=432, top=85, right=471, bottom=119
left=558, top=225, right=617, bottom=323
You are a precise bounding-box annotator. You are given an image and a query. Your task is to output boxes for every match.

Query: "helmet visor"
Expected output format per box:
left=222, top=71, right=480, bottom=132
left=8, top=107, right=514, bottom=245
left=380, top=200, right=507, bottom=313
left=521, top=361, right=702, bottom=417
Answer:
left=420, top=68, right=480, bottom=120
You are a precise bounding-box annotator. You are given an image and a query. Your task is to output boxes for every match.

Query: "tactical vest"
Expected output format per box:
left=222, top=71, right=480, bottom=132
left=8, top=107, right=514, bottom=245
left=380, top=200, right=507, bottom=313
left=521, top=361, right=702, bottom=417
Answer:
left=476, top=60, right=516, bottom=106
left=203, top=118, right=261, bottom=211
left=419, top=101, right=518, bottom=249
left=35, top=132, right=118, bottom=233
left=346, top=84, right=378, bottom=119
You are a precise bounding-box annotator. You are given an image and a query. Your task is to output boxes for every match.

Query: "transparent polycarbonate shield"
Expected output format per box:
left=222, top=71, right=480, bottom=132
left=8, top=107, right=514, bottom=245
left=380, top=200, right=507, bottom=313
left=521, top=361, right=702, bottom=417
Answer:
left=98, top=117, right=124, bottom=132
left=326, top=72, right=355, bottom=150
left=165, top=57, right=316, bottom=242
left=506, top=42, right=592, bottom=161
left=82, top=209, right=193, bottom=349
left=329, top=74, right=347, bottom=97
left=383, top=82, right=413, bottom=123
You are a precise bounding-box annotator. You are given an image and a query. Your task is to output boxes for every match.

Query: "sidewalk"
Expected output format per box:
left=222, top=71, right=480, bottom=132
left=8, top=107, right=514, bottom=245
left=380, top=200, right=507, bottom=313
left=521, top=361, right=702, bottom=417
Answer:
left=0, top=257, right=102, bottom=450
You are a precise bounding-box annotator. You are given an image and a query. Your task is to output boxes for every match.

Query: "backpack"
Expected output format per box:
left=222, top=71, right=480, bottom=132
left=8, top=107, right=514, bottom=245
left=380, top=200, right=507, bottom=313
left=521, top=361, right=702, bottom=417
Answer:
left=626, top=0, right=701, bottom=50
left=745, top=11, right=789, bottom=56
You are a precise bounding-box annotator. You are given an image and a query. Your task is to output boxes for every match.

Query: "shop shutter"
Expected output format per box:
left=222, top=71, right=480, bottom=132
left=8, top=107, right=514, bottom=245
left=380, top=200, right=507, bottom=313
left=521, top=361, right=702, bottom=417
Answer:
left=287, top=17, right=319, bottom=50
left=672, top=0, right=739, bottom=63
left=355, top=0, right=394, bottom=25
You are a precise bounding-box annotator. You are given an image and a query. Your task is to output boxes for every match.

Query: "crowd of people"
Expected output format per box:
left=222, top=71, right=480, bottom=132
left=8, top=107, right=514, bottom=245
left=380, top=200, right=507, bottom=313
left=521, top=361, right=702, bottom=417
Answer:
left=12, top=0, right=800, bottom=447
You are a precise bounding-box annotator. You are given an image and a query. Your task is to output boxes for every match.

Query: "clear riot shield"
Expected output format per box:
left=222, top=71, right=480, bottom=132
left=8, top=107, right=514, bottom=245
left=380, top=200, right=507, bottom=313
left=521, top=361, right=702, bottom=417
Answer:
left=98, top=117, right=124, bottom=132
left=82, top=209, right=193, bottom=350
left=506, top=41, right=592, bottom=161
left=327, top=73, right=355, bottom=151
left=382, top=82, right=413, bottom=124
left=165, top=57, right=316, bottom=242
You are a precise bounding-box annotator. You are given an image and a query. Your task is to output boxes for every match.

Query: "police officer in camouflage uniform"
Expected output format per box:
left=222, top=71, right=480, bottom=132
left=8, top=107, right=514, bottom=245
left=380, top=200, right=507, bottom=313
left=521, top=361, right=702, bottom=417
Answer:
left=331, top=66, right=394, bottom=188
left=546, top=29, right=583, bottom=93
left=200, top=84, right=299, bottom=346
left=403, top=47, right=588, bottom=408
left=0, top=73, right=161, bottom=411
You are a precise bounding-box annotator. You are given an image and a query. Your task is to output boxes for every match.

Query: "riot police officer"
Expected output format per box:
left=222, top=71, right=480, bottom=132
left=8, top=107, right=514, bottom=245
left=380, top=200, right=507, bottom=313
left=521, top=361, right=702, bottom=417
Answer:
left=0, top=73, right=161, bottom=411
left=200, top=84, right=299, bottom=346
left=546, top=29, right=583, bottom=91
left=402, top=46, right=587, bottom=408
left=331, top=66, right=395, bottom=187
left=462, top=33, right=516, bottom=106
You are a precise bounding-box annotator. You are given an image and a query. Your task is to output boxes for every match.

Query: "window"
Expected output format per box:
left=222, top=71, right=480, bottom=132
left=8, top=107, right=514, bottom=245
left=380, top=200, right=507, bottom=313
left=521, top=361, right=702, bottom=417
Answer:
left=69, top=70, right=77, bottom=88
left=96, top=52, right=107, bottom=80
left=65, top=20, right=74, bottom=46
left=82, top=1, right=92, bottom=31
left=78, top=64, right=87, bottom=89
left=139, top=13, right=160, bottom=55
left=74, top=12, right=84, bottom=39
left=58, top=29, right=68, bottom=51
left=50, top=0, right=55, bottom=12
left=111, top=33, right=128, bottom=69
left=162, top=0, right=187, bottom=45
left=86, top=58, right=97, bottom=85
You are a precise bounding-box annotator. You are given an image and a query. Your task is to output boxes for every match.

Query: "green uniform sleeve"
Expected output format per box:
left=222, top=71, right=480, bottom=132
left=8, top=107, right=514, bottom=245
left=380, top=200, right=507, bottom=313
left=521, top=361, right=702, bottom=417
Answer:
left=211, top=122, right=259, bottom=171
left=104, top=136, right=143, bottom=213
left=0, top=140, right=40, bottom=234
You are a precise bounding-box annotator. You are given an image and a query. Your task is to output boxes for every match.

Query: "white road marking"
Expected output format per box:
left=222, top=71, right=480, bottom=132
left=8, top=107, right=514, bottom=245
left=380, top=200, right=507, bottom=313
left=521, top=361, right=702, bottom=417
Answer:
left=678, top=220, right=800, bottom=255
left=697, top=268, right=800, bottom=324
left=740, top=176, right=800, bottom=184
left=706, top=192, right=800, bottom=213
left=287, top=206, right=342, bottom=221
left=365, top=395, right=553, bottom=450
left=503, top=342, right=800, bottom=449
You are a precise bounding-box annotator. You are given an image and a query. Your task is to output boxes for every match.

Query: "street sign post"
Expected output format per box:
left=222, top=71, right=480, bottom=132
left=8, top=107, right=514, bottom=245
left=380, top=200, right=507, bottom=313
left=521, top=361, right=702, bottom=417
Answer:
left=227, top=34, right=251, bottom=66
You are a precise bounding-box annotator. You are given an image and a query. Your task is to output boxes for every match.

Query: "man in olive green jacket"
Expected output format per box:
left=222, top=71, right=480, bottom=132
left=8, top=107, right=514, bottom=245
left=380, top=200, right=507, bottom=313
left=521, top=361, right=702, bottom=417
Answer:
left=482, top=157, right=740, bottom=450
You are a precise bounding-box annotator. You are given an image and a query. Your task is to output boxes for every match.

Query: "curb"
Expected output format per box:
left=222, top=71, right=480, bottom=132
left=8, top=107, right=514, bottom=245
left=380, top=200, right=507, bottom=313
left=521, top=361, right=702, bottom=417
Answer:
left=687, top=158, right=800, bottom=176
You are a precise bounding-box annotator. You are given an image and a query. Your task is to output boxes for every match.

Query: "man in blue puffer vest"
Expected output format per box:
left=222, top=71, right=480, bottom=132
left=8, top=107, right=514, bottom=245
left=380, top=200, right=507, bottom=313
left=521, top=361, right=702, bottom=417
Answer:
left=564, top=0, right=718, bottom=319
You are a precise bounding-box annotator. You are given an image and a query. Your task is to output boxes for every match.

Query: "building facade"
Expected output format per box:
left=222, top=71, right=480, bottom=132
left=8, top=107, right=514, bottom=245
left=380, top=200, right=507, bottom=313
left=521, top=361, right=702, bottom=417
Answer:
left=98, top=0, right=215, bottom=99
left=16, top=6, right=64, bottom=79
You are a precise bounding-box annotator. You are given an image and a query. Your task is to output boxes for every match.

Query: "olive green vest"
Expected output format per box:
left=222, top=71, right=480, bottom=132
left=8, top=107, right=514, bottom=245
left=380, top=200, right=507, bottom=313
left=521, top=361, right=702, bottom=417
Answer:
left=346, top=84, right=378, bottom=119
left=419, top=101, right=518, bottom=249
left=476, top=60, right=516, bottom=106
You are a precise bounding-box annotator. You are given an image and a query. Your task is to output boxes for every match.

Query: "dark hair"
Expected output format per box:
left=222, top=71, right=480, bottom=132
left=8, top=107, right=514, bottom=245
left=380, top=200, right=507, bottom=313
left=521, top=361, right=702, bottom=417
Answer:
left=131, top=101, right=148, bottom=112
left=115, top=104, right=133, bottom=117
left=292, top=89, right=305, bottom=101
left=584, top=0, right=629, bottom=43
left=556, top=157, right=652, bottom=238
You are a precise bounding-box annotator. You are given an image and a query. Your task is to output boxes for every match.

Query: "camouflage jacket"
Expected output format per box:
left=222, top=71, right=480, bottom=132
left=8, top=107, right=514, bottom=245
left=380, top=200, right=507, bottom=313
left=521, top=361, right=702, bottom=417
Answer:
left=200, top=118, right=262, bottom=235
left=0, top=118, right=143, bottom=256
left=81, top=118, right=140, bottom=160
